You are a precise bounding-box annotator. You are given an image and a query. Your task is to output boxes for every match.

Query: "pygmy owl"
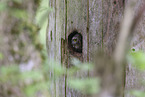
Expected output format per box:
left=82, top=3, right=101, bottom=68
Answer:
left=71, top=33, right=82, bottom=53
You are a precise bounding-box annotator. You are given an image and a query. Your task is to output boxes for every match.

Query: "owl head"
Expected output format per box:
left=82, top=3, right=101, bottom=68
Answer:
left=71, top=34, right=82, bottom=50
left=68, top=31, right=82, bottom=53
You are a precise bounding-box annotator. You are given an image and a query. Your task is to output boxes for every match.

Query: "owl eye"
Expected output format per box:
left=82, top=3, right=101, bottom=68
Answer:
left=73, top=39, right=77, bottom=42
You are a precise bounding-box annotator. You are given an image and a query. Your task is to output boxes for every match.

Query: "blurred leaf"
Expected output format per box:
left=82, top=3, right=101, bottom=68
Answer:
left=39, top=21, right=48, bottom=47
left=36, top=8, right=49, bottom=28
left=24, top=81, right=50, bottom=97
left=35, top=0, right=52, bottom=47
left=21, top=70, right=44, bottom=82
left=0, top=2, right=7, bottom=12
left=0, top=65, right=19, bottom=76
left=47, top=60, right=66, bottom=78
left=35, top=0, right=52, bottom=28
left=80, top=63, right=94, bottom=71
left=71, top=58, right=82, bottom=66
left=71, top=58, right=94, bottom=71
left=68, top=78, right=100, bottom=94
left=10, top=8, right=28, bottom=20
left=67, top=66, right=79, bottom=75
left=24, top=84, right=39, bottom=97
left=12, top=0, right=22, bottom=3
left=130, top=90, right=145, bottom=97
left=0, top=52, right=4, bottom=60
left=127, top=51, right=145, bottom=70
left=0, top=65, right=20, bottom=83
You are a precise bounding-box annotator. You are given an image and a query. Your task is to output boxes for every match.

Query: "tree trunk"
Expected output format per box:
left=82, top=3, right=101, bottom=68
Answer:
left=125, top=0, right=145, bottom=97
left=46, top=0, right=145, bottom=97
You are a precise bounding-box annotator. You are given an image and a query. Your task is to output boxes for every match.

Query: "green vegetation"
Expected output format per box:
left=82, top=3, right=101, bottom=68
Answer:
left=0, top=58, right=100, bottom=96
left=68, top=78, right=100, bottom=95
left=0, top=64, right=50, bottom=97
left=35, top=0, right=52, bottom=47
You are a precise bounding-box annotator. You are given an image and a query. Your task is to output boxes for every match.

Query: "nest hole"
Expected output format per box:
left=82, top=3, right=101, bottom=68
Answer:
left=68, top=30, right=82, bottom=53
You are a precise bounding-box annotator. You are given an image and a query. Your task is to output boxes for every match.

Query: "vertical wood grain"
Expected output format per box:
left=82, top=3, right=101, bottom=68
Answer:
left=47, top=0, right=56, bottom=96
left=47, top=0, right=66, bottom=96
left=66, top=0, right=88, bottom=97
left=47, top=0, right=145, bottom=97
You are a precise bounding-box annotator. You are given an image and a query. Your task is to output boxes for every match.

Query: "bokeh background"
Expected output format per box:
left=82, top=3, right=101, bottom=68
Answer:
left=0, top=0, right=44, bottom=67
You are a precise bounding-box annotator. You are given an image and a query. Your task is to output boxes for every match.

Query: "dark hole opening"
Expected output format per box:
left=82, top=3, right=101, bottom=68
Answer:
left=68, top=30, right=82, bottom=53
left=113, top=1, right=116, bottom=4
left=132, top=48, right=135, bottom=52
left=50, top=31, right=53, bottom=41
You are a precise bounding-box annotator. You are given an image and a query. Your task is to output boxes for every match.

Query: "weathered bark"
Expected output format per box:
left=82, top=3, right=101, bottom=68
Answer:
left=125, top=0, right=145, bottom=97
left=47, top=0, right=145, bottom=97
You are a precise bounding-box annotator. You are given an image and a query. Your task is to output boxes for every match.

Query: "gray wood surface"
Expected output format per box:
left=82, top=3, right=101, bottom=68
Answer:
left=47, top=0, right=145, bottom=97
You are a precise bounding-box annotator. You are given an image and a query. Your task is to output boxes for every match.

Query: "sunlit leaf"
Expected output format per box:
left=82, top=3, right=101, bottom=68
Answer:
left=35, top=0, right=52, bottom=47
left=39, top=21, right=48, bottom=47
left=35, top=0, right=52, bottom=28
left=68, top=78, right=100, bottom=94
